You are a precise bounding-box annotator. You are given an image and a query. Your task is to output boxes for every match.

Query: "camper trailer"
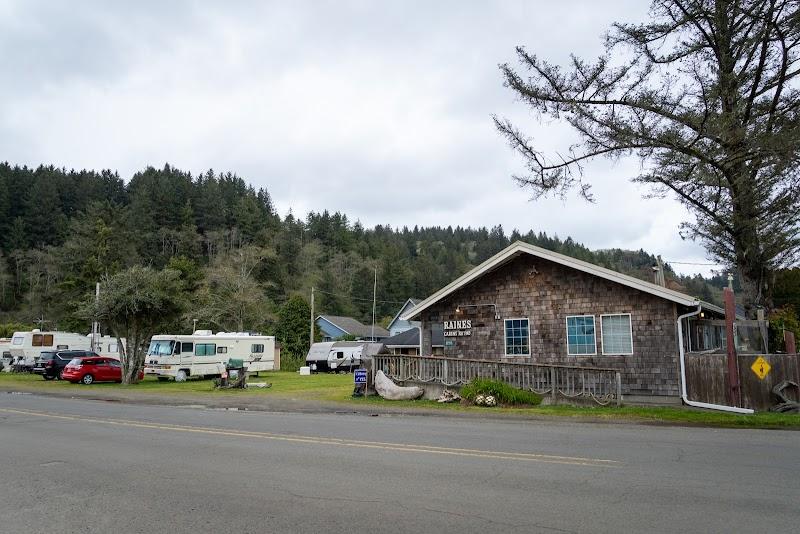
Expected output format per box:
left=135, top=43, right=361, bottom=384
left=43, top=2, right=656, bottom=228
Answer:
left=0, top=338, right=11, bottom=371
left=143, top=330, right=276, bottom=382
left=7, top=330, right=124, bottom=367
left=305, top=341, right=383, bottom=372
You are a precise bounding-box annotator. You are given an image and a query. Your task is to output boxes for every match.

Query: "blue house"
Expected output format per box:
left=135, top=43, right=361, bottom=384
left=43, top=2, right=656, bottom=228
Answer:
left=315, top=315, right=389, bottom=342
left=387, top=298, right=421, bottom=337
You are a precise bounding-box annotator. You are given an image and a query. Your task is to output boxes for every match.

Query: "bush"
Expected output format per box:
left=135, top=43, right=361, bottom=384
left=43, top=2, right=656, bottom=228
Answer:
left=460, top=378, right=542, bottom=406
left=281, top=352, right=306, bottom=372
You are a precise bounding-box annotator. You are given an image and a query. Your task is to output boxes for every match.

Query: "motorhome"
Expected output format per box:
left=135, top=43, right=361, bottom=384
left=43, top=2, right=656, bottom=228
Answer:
left=7, top=330, right=124, bottom=367
left=143, top=330, right=276, bottom=382
left=305, top=341, right=384, bottom=372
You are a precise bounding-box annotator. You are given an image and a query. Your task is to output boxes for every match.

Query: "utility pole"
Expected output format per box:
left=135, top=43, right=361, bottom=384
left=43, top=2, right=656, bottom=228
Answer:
left=91, top=282, right=100, bottom=351
left=310, top=286, right=315, bottom=347
left=371, top=267, right=377, bottom=341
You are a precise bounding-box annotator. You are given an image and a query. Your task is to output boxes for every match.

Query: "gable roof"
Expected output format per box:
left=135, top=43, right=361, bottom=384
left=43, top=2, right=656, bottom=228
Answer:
left=387, top=298, right=421, bottom=330
left=403, top=241, right=708, bottom=320
left=316, top=315, right=389, bottom=338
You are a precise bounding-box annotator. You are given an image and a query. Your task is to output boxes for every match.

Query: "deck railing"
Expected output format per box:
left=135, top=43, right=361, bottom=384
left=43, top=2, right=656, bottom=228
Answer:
left=372, top=355, right=622, bottom=406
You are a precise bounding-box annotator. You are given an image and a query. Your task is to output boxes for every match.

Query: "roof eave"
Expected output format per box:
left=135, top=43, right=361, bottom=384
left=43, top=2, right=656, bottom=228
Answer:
left=402, top=241, right=701, bottom=320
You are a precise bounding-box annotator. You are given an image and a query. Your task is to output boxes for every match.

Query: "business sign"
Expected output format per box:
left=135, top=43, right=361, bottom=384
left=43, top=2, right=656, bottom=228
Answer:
left=354, top=368, right=367, bottom=384
left=443, top=320, right=472, bottom=337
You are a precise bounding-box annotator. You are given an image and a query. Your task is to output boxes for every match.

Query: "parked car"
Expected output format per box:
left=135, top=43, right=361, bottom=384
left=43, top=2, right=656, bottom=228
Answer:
left=62, top=356, right=142, bottom=385
left=33, top=350, right=98, bottom=380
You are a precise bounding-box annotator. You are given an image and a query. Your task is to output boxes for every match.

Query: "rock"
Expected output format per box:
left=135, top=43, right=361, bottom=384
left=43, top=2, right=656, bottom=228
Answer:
left=436, top=390, right=461, bottom=403
left=374, top=370, right=424, bottom=400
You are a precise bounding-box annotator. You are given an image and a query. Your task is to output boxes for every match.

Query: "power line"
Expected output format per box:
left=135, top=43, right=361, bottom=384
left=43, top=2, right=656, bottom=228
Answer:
left=664, top=260, right=725, bottom=266
left=313, top=288, right=407, bottom=305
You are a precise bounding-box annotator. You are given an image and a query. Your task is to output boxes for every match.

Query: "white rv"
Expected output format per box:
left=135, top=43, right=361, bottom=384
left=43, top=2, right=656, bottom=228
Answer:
left=305, top=341, right=383, bottom=372
left=8, top=330, right=124, bottom=367
left=143, top=330, right=276, bottom=382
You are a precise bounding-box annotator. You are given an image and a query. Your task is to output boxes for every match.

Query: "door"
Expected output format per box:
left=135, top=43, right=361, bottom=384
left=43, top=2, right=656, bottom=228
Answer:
left=107, top=359, right=122, bottom=381
left=93, top=359, right=112, bottom=381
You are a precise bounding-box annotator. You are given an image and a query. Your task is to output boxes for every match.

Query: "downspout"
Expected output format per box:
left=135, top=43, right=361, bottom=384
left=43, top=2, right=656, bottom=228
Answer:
left=678, top=305, right=754, bottom=414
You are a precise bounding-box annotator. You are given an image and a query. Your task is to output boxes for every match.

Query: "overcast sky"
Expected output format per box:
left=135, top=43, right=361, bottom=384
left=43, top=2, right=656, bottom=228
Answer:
left=0, top=0, right=720, bottom=276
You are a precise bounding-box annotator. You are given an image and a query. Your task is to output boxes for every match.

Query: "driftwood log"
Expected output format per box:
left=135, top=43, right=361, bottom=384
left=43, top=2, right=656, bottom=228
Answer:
left=374, top=370, right=423, bottom=400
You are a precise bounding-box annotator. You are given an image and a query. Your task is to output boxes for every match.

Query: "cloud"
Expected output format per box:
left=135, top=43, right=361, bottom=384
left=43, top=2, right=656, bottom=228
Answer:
left=0, top=0, right=717, bottom=275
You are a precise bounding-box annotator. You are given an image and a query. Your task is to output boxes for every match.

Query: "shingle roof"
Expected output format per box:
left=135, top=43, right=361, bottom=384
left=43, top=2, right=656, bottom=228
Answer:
left=403, top=241, right=714, bottom=321
left=317, top=315, right=389, bottom=338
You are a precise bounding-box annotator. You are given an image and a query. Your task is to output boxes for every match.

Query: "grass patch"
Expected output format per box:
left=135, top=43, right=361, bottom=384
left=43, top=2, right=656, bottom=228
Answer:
left=0, top=371, right=353, bottom=400
left=460, top=378, right=542, bottom=406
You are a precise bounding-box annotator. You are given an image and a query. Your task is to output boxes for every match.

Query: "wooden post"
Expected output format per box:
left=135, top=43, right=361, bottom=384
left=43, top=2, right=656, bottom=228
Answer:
left=723, top=288, right=742, bottom=407
left=785, top=331, right=796, bottom=355
left=550, top=366, right=557, bottom=404
left=615, top=372, right=622, bottom=407
left=309, top=287, right=315, bottom=348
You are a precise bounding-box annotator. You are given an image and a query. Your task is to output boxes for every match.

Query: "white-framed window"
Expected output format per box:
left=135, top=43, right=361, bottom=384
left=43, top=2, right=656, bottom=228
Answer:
left=566, top=315, right=596, bottom=355
left=600, top=313, right=633, bottom=355
left=504, top=318, right=530, bottom=356
left=195, top=343, right=216, bottom=356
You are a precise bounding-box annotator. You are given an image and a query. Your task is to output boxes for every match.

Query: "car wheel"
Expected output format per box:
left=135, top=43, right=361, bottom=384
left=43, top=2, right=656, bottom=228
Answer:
left=175, top=370, right=188, bottom=382
left=43, top=374, right=54, bottom=381
left=81, top=374, right=94, bottom=385
left=58, top=370, right=65, bottom=380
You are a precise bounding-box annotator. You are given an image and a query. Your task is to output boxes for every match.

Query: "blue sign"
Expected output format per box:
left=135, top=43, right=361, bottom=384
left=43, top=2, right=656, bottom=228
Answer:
left=354, top=369, right=367, bottom=384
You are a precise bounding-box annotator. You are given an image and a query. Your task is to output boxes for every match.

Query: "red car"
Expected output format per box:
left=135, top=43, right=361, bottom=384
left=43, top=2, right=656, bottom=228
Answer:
left=62, top=356, right=143, bottom=385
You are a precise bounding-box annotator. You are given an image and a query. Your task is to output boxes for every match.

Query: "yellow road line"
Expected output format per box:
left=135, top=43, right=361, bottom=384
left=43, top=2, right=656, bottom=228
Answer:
left=0, top=407, right=620, bottom=468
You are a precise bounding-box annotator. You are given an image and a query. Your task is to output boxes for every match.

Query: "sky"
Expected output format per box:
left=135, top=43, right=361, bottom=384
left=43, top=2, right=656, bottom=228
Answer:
left=0, top=0, right=720, bottom=276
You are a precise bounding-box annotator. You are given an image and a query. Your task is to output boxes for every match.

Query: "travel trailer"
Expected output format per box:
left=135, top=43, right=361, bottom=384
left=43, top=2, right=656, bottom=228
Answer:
left=8, top=330, right=124, bottom=367
left=0, top=338, right=12, bottom=371
left=144, top=330, right=276, bottom=382
left=305, top=341, right=384, bottom=372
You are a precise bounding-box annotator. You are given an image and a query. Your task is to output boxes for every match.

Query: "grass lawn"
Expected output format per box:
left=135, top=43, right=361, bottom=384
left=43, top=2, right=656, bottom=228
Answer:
left=2, top=371, right=798, bottom=429
left=0, top=371, right=353, bottom=401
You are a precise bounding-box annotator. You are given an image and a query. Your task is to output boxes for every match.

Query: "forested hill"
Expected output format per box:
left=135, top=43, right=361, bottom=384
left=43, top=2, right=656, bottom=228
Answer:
left=0, top=162, right=721, bottom=332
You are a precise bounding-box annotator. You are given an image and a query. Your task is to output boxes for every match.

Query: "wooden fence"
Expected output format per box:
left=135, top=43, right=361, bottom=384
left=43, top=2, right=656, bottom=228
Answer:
left=685, top=352, right=800, bottom=411
left=372, top=355, right=622, bottom=406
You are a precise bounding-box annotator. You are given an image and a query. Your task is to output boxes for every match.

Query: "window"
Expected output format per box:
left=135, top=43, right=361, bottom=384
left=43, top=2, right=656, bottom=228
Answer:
left=32, top=334, right=43, bottom=347
left=182, top=342, right=193, bottom=353
left=173, top=342, right=182, bottom=355
left=57, top=344, right=69, bottom=350
left=195, top=343, right=216, bottom=356
left=12, top=337, right=23, bottom=345
left=251, top=344, right=264, bottom=353
left=601, top=314, right=633, bottom=355
left=504, top=318, right=530, bottom=356
left=43, top=334, right=53, bottom=346
left=109, top=360, right=121, bottom=368
left=108, top=343, right=118, bottom=353
left=216, top=346, right=228, bottom=354
left=147, top=340, right=174, bottom=356
left=566, top=316, right=596, bottom=355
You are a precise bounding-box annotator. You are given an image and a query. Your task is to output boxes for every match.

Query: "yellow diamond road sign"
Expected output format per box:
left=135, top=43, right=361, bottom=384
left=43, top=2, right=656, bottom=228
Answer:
left=751, top=356, right=771, bottom=380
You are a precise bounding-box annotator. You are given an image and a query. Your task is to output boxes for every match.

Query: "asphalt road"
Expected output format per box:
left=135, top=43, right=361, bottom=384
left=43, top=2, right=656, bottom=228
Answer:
left=1, top=394, right=798, bottom=534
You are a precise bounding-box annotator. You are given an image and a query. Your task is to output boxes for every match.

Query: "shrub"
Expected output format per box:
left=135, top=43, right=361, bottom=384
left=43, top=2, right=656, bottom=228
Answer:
left=281, top=353, right=306, bottom=372
left=460, top=378, right=542, bottom=406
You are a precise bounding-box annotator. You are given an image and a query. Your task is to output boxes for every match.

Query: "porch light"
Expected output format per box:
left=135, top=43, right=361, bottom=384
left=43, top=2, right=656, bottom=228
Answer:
left=453, top=303, right=501, bottom=320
